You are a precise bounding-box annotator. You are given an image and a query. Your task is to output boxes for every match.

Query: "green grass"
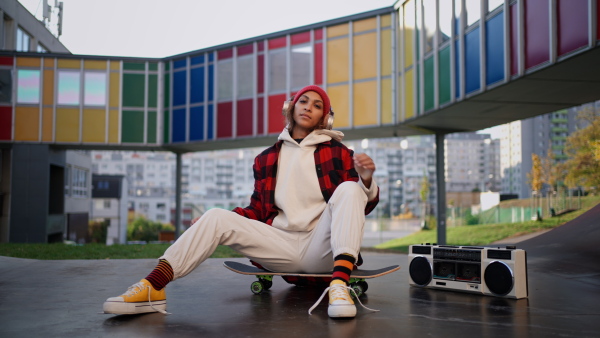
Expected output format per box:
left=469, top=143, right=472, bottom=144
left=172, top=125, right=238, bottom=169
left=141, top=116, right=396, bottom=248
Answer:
left=376, top=198, right=600, bottom=254
left=0, top=243, right=243, bottom=260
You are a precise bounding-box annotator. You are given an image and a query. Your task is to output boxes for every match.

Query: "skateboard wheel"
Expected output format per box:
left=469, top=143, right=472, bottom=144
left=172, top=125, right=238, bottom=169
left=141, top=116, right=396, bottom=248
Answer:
left=260, top=278, right=273, bottom=290
left=359, top=281, right=369, bottom=293
left=351, top=283, right=364, bottom=298
left=251, top=281, right=264, bottom=294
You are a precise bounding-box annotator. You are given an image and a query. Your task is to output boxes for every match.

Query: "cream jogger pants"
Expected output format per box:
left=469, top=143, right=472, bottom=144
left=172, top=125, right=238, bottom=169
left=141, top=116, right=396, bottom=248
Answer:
left=161, top=181, right=369, bottom=280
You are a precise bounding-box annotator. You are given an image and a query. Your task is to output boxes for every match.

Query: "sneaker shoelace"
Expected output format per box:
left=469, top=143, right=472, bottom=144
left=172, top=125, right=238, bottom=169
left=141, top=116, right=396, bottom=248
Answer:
left=125, top=282, right=170, bottom=315
left=308, top=283, right=379, bottom=315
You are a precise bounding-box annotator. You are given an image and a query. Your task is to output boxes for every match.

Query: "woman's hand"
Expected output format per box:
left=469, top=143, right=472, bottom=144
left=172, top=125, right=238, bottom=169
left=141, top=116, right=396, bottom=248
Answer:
left=353, top=153, right=376, bottom=188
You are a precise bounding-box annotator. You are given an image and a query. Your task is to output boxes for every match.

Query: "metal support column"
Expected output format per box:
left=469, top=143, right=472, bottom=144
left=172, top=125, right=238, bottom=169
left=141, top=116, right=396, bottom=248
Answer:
left=175, top=152, right=183, bottom=238
left=435, top=133, right=447, bottom=245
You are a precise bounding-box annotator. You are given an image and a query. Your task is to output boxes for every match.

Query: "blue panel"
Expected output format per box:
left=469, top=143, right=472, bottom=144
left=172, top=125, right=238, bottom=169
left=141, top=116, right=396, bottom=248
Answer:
left=208, top=53, right=214, bottom=62
left=207, top=104, right=214, bottom=140
left=189, top=106, right=204, bottom=141
left=191, top=55, right=205, bottom=65
left=455, top=39, right=460, bottom=98
left=465, top=27, right=481, bottom=94
left=173, top=70, right=187, bottom=106
left=486, top=12, right=505, bottom=85
left=190, top=67, right=205, bottom=104
left=208, top=65, right=214, bottom=101
left=172, top=108, right=186, bottom=143
left=173, top=59, right=187, bottom=69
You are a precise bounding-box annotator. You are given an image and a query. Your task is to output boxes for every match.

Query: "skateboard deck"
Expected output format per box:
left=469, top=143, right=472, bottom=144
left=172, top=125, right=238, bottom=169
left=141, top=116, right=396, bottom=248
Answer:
left=224, top=261, right=400, bottom=296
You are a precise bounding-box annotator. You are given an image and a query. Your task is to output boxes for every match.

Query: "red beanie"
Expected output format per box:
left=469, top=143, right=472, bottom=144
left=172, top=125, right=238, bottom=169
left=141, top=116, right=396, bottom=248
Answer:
left=292, top=85, right=331, bottom=115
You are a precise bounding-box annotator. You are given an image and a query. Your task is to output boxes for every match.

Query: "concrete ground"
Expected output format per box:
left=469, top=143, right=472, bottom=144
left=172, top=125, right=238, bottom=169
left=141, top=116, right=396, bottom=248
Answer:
left=1, top=205, right=599, bottom=337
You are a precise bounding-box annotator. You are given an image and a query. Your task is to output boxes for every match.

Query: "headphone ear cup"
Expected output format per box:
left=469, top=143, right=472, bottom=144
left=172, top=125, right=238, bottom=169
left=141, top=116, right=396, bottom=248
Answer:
left=326, top=109, right=335, bottom=130
left=282, top=96, right=295, bottom=116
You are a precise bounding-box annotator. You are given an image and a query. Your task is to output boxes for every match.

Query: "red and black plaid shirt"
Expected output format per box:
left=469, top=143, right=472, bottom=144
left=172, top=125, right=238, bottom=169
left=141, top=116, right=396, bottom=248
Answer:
left=232, top=139, right=379, bottom=224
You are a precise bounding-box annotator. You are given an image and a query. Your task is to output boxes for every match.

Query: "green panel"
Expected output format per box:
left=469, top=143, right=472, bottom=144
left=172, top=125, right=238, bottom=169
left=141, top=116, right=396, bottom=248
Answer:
left=164, top=73, right=170, bottom=108
left=147, top=111, right=157, bottom=143
left=148, top=63, right=158, bottom=71
left=164, top=62, right=170, bottom=71
left=122, top=74, right=145, bottom=107
left=123, top=62, right=146, bottom=71
left=121, top=110, right=145, bottom=143
left=416, top=65, right=421, bottom=114
left=424, top=57, right=434, bottom=112
left=438, top=47, right=451, bottom=105
left=163, top=109, right=170, bottom=143
left=148, top=74, right=158, bottom=108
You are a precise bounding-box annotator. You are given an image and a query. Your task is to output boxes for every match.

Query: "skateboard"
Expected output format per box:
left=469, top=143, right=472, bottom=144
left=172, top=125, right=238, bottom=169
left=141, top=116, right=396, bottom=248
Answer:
left=224, top=261, right=400, bottom=297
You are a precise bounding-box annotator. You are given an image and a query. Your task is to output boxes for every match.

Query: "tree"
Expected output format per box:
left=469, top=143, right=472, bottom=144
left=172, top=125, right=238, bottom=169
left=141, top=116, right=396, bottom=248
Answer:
left=127, top=217, right=175, bottom=242
left=419, top=173, right=430, bottom=228
left=527, top=153, right=543, bottom=193
left=563, top=108, right=600, bottom=192
left=541, top=147, right=560, bottom=193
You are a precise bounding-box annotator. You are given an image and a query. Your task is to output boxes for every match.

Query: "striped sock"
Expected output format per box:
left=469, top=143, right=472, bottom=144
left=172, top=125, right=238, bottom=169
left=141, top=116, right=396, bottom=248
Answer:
left=332, top=254, right=356, bottom=284
left=145, top=259, right=174, bottom=291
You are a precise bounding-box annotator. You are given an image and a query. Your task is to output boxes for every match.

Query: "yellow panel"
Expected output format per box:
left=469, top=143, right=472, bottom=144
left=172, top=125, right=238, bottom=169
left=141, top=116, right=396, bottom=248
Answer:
left=353, top=33, right=377, bottom=80
left=353, top=18, right=377, bottom=33
left=404, top=69, right=415, bottom=120
left=14, top=107, right=39, bottom=141
left=381, top=30, right=392, bottom=76
left=327, top=84, right=349, bottom=128
left=82, top=109, right=106, bottom=143
left=353, top=81, right=377, bottom=126
left=108, top=110, right=119, bottom=143
left=326, top=38, right=349, bottom=83
left=41, top=107, right=53, bottom=142
left=43, top=70, right=54, bottom=105
left=84, top=60, right=107, bottom=70
left=327, top=23, right=348, bottom=38
left=404, top=1, right=415, bottom=68
left=55, top=108, right=80, bottom=142
left=57, top=59, right=81, bottom=69
left=110, top=61, right=120, bottom=71
left=381, top=78, right=392, bottom=124
left=380, top=14, right=392, bottom=27
left=17, top=57, right=41, bottom=67
left=109, top=72, right=120, bottom=107
left=44, top=58, right=55, bottom=68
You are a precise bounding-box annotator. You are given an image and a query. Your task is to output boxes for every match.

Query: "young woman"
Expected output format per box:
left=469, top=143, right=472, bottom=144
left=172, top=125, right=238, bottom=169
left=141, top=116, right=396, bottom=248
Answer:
left=103, top=85, right=379, bottom=318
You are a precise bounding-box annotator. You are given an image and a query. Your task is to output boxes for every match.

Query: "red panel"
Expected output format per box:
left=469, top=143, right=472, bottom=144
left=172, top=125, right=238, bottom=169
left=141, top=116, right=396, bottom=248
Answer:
left=524, top=0, right=550, bottom=69
left=291, top=31, right=311, bottom=45
left=557, top=0, right=589, bottom=56
left=268, top=94, right=287, bottom=134
left=237, top=44, right=254, bottom=56
left=314, top=42, right=323, bottom=85
left=510, top=4, right=519, bottom=75
left=0, top=57, right=13, bottom=66
left=236, top=99, right=254, bottom=137
left=0, top=106, right=12, bottom=140
left=314, top=28, right=323, bottom=41
left=258, top=41, right=265, bottom=52
left=269, top=36, right=287, bottom=50
left=217, top=102, right=233, bottom=138
left=257, top=54, right=264, bottom=94
left=218, top=49, right=233, bottom=60
left=257, top=97, right=264, bottom=134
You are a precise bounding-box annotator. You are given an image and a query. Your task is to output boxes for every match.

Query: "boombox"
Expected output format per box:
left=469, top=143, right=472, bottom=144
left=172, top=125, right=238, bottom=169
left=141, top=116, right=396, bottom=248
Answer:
left=408, top=244, right=528, bottom=299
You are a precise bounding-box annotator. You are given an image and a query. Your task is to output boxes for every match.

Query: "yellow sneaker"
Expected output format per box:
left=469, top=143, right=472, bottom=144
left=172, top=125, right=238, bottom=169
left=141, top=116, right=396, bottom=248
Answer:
left=103, top=279, right=167, bottom=315
left=327, top=280, right=356, bottom=318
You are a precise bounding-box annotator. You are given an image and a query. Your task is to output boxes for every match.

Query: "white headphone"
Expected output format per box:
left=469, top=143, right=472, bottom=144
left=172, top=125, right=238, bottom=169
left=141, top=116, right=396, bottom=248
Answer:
left=283, top=97, right=335, bottom=130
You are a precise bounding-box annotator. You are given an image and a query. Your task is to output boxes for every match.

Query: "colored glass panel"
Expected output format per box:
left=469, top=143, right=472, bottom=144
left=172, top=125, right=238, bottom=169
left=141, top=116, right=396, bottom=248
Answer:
left=57, top=59, right=80, bottom=69
left=173, top=70, right=186, bottom=106
left=84, top=72, right=107, bottom=106
left=404, top=68, right=415, bottom=119
left=404, top=0, right=415, bottom=68
left=486, top=12, right=505, bottom=85
left=465, top=0, right=481, bottom=26
left=124, top=62, right=145, bottom=71
left=438, top=46, right=451, bottom=105
left=217, top=59, right=233, bottom=101
left=381, top=78, right=392, bottom=124
left=16, top=57, right=40, bottom=67
left=149, top=63, right=158, bottom=71
left=110, top=61, right=120, bottom=71
left=465, top=27, right=481, bottom=94
left=55, top=108, right=80, bottom=142
left=41, top=107, right=52, bottom=141
left=208, top=64, right=215, bottom=101
left=237, top=44, right=254, bottom=56
left=525, top=0, right=550, bottom=69
left=439, top=0, right=452, bottom=44
left=237, top=99, right=253, bottom=136
left=17, top=70, right=40, bottom=104
left=268, top=94, right=286, bottom=134
left=314, top=42, right=323, bottom=85
left=121, top=110, right=144, bottom=143
left=0, top=106, right=11, bottom=140
left=510, top=4, right=518, bottom=76
left=257, top=97, right=264, bottom=134
left=268, top=37, right=286, bottom=50
left=327, top=85, right=349, bottom=128
left=172, top=108, right=186, bottom=142
left=122, top=73, right=145, bottom=107
left=14, top=107, right=39, bottom=141
left=173, top=59, right=187, bottom=69
left=217, top=102, right=233, bottom=138
left=353, top=81, right=377, bottom=126
left=191, top=55, right=205, bottom=65
left=291, top=44, right=312, bottom=90
left=238, top=56, right=254, bottom=98
left=327, top=23, right=348, bottom=38
left=218, top=49, right=233, bottom=59
left=381, top=14, right=391, bottom=27
left=148, top=74, right=158, bottom=108
left=57, top=71, right=80, bottom=105
left=108, top=110, right=119, bottom=143
left=314, top=28, right=323, bottom=40
left=147, top=111, right=157, bottom=143
left=268, top=49, right=286, bottom=93
left=353, top=18, right=376, bottom=33
left=82, top=109, right=106, bottom=143
left=326, top=38, right=349, bottom=83
left=353, top=33, right=377, bottom=80
left=381, top=29, right=392, bottom=76
left=557, top=0, right=589, bottom=56
left=163, top=109, right=170, bottom=143
left=0, top=69, right=11, bottom=103
left=423, top=0, right=436, bottom=54
left=257, top=54, right=265, bottom=94
left=0, top=57, right=13, bottom=66
left=207, top=104, right=214, bottom=139
left=84, top=60, right=106, bottom=70
left=291, top=31, right=310, bottom=45
left=163, top=72, right=170, bottom=108
left=109, top=72, right=120, bottom=107
left=43, top=70, right=54, bottom=105
left=424, top=57, right=434, bottom=111
left=190, top=106, right=204, bottom=141
left=190, top=67, right=205, bottom=103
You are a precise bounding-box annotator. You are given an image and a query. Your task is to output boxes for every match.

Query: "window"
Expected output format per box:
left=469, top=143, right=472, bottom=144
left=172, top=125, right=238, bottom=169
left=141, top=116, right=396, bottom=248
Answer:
left=58, top=71, right=81, bottom=105
left=217, top=59, right=233, bottom=101
left=291, top=45, right=312, bottom=90
left=65, top=165, right=71, bottom=196
left=16, top=28, right=31, bottom=52
left=37, top=44, right=48, bottom=53
left=268, top=49, right=286, bottom=93
left=17, top=70, right=40, bottom=104
left=71, top=167, right=89, bottom=198
left=237, top=55, right=254, bottom=99
left=84, top=72, right=107, bottom=106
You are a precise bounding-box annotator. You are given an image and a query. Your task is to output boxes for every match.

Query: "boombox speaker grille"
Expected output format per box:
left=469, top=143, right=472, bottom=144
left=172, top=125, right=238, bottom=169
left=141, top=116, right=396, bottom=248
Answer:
left=409, top=256, right=432, bottom=286
left=484, top=261, right=514, bottom=296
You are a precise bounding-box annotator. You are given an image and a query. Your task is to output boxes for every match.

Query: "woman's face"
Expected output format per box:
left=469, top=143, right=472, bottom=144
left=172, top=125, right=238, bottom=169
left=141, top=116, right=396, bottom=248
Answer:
left=292, top=91, right=325, bottom=134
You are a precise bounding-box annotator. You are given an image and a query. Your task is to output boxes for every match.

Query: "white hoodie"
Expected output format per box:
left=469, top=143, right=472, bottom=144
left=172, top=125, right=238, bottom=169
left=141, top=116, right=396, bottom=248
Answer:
left=271, top=128, right=378, bottom=232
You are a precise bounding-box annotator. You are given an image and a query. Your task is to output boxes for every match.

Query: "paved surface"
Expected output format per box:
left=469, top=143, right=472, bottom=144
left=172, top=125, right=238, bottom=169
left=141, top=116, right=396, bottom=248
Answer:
left=1, top=205, right=599, bottom=337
